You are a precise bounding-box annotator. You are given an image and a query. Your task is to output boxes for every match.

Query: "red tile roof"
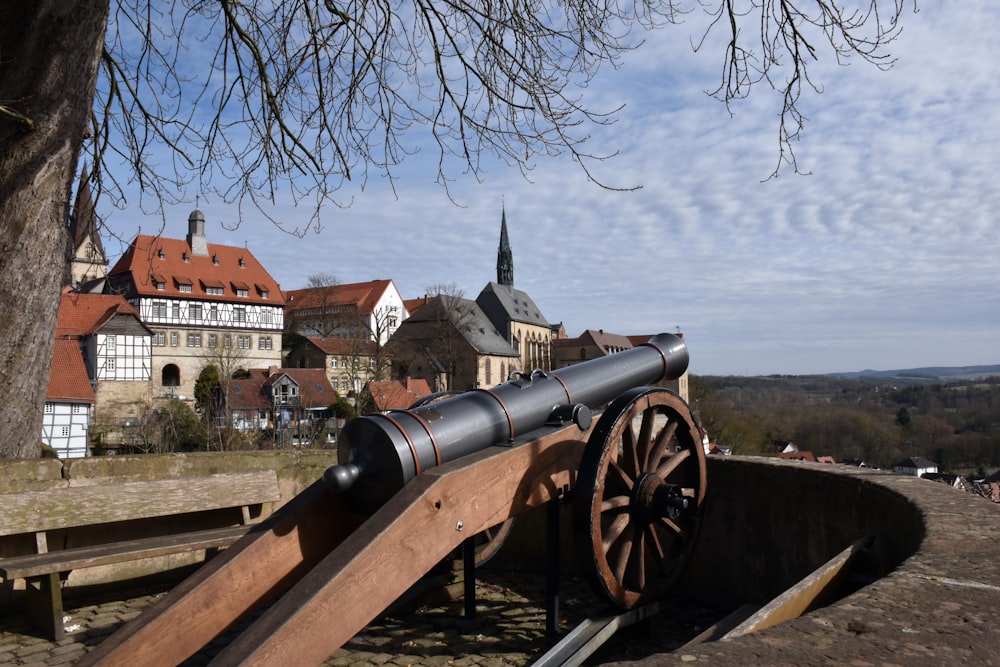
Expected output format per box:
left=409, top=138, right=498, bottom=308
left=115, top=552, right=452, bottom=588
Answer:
left=226, top=368, right=337, bottom=410
left=56, top=291, right=142, bottom=337
left=283, top=279, right=395, bottom=316
left=305, top=336, right=377, bottom=356
left=368, top=378, right=434, bottom=411
left=109, top=234, right=284, bottom=305
left=47, top=340, right=95, bottom=403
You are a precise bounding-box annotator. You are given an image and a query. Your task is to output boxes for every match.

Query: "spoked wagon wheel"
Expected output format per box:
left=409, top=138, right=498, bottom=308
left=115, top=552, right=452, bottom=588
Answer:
left=409, top=391, right=515, bottom=568
left=574, top=387, right=707, bottom=609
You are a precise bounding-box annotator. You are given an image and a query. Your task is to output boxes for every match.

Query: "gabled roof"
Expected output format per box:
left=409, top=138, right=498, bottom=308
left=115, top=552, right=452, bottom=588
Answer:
left=403, top=296, right=431, bottom=317
left=225, top=368, right=337, bottom=410
left=283, top=279, right=399, bottom=316
left=56, top=290, right=146, bottom=337
left=396, top=295, right=518, bottom=357
left=367, top=378, right=434, bottom=411
left=47, top=340, right=95, bottom=403
left=108, top=234, right=283, bottom=305
left=302, top=336, right=377, bottom=357
left=477, top=282, right=549, bottom=328
left=893, top=456, right=939, bottom=469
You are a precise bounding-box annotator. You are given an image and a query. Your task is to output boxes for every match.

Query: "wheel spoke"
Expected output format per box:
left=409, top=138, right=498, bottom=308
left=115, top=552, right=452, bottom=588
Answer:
left=607, top=459, right=635, bottom=494
left=622, top=423, right=640, bottom=479
left=654, top=514, right=688, bottom=542
left=636, top=406, right=655, bottom=470
left=648, top=419, right=678, bottom=470
left=601, top=493, right=630, bottom=512
left=611, top=520, right=636, bottom=583
left=602, top=509, right=631, bottom=551
left=656, top=447, right=690, bottom=480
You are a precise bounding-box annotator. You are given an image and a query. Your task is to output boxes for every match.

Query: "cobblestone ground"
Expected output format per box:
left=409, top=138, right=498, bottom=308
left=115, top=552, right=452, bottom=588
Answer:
left=0, top=570, right=727, bottom=666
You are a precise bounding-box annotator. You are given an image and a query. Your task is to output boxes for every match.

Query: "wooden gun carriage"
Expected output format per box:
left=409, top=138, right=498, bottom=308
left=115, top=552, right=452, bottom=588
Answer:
left=80, top=333, right=707, bottom=666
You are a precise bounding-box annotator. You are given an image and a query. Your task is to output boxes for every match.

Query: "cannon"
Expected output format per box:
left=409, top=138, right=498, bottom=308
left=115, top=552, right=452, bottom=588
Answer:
left=80, top=333, right=707, bottom=666
left=327, top=332, right=690, bottom=513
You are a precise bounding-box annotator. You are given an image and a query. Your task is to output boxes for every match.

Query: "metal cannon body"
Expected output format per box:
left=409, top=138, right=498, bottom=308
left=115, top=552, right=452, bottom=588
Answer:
left=325, top=332, right=689, bottom=512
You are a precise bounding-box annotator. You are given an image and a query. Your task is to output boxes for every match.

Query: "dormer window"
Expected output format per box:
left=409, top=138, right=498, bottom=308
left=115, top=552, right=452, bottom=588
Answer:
left=157, top=248, right=165, bottom=259
left=212, top=255, right=219, bottom=265
left=238, top=257, right=246, bottom=268
left=156, top=281, right=165, bottom=291
left=183, top=252, right=190, bottom=262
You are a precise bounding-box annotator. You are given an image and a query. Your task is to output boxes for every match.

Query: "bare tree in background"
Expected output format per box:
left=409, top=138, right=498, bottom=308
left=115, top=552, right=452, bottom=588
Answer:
left=0, top=0, right=910, bottom=456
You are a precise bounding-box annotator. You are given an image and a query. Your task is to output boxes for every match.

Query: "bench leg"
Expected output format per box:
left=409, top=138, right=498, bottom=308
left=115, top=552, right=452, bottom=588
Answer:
left=24, top=573, right=65, bottom=641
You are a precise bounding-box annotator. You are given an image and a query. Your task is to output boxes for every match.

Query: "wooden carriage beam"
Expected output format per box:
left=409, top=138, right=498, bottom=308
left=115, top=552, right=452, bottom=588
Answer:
left=83, top=420, right=590, bottom=666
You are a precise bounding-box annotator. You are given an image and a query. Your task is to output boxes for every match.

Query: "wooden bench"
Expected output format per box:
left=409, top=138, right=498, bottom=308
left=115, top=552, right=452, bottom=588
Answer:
left=0, top=470, right=280, bottom=640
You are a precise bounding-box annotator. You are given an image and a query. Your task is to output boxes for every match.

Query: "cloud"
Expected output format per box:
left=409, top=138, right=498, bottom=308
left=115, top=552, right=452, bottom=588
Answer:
left=99, top=2, right=1000, bottom=376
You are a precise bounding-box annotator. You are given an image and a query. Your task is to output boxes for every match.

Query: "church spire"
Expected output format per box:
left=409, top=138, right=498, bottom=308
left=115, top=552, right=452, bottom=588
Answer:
left=497, top=206, right=514, bottom=287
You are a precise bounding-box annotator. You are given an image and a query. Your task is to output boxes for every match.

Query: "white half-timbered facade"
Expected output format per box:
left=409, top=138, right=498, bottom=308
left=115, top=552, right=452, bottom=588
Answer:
left=107, top=209, right=285, bottom=401
left=43, top=339, right=96, bottom=458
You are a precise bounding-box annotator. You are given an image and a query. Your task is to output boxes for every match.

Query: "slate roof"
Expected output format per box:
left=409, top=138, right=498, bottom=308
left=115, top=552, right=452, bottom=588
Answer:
left=399, top=295, right=518, bottom=357
left=477, top=282, right=549, bottom=328
left=47, top=340, right=95, bottom=403
left=108, top=234, right=283, bottom=305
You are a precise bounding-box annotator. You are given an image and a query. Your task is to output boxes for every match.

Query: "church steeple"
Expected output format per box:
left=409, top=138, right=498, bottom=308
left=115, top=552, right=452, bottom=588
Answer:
left=497, top=206, right=514, bottom=287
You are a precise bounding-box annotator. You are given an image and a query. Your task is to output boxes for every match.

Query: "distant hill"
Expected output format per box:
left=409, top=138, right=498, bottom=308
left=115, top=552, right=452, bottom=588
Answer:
left=828, top=365, right=1000, bottom=381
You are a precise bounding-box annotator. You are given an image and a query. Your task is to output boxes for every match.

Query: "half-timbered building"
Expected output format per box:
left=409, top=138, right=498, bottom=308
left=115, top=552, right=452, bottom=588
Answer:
left=106, top=209, right=284, bottom=402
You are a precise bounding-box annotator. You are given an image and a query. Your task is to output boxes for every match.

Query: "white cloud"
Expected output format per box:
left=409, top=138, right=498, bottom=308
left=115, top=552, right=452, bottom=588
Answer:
left=100, top=2, right=1000, bottom=376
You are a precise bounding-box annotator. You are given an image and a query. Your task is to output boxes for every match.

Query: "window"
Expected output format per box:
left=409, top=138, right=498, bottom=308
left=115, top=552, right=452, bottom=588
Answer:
left=388, top=316, right=398, bottom=328
left=187, top=333, right=202, bottom=347
left=331, top=378, right=339, bottom=391
left=236, top=288, right=249, bottom=298
left=208, top=334, right=218, bottom=348
left=106, top=337, right=116, bottom=351
left=238, top=335, right=251, bottom=349
left=156, top=281, right=165, bottom=291
left=369, top=358, right=376, bottom=369
left=172, top=302, right=180, bottom=319
left=179, top=284, right=192, bottom=293
left=330, top=358, right=338, bottom=369
left=212, top=255, right=219, bottom=265
left=206, top=286, right=224, bottom=296
left=170, top=332, right=179, bottom=347
left=233, top=307, right=246, bottom=324
left=262, top=309, right=273, bottom=325
left=224, top=334, right=232, bottom=348
left=239, top=258, right=246, bottom=267
left=260, top=289, right=269, bottom=299
left=153, top=332, right=165, bottom=346
left=152, top=301, right=167, bottom=318
left=259, top=336, right=272, bottom=350
left=189, top=304, right=203, bottom=321
left=106, top=358, right=116, bottom=372
left=72, top=404, right=83, bottom=414
left=44, top=403, right=54, bottom=414
left=60, top=426, right=69, bottom=437
left=210, top=305, right=218, bottom=322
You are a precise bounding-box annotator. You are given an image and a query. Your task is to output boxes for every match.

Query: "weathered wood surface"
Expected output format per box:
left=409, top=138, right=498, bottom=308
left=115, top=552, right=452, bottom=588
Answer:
left=76, top=479, right=363, bottom=667
left=0, top=525, right=252, bottom=579
left=0, top=470, right=281, bottom=536
left=210, top=422, right=589, bottom=666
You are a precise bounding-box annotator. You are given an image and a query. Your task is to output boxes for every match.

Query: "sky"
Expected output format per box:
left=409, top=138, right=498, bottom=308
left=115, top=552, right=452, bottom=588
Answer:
left=95, top=3, right=1000, bottom=376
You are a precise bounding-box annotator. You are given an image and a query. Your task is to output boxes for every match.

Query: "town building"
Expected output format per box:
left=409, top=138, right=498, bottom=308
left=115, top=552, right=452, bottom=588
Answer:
left=106, top=210, right=284, bottom=403
left=475, top=208, right=552, bottom=371
left=48, top=290, right=154, bottom=453
left=366, top=378, right=434, bottom=412
left=283, top=279, right=407, bottom=345
left=218, top=367, right=337, bottom=446
left=43, top=340, right=95, bottom=458
left=66, top=167, right=108, bottom=287
left=285, top=336, right=382, bottom=396
left=386, top=294, right=519, bottom=391
left=893, top=456, right=940, bottom=478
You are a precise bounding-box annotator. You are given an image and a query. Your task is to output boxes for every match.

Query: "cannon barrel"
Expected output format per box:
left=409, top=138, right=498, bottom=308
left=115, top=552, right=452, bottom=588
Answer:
left=325, top=332, right=688, bottom=513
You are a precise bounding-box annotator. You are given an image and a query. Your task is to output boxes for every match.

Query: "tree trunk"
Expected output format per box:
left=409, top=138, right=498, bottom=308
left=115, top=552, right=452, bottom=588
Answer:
left=0, top=1, right=108, bottom=457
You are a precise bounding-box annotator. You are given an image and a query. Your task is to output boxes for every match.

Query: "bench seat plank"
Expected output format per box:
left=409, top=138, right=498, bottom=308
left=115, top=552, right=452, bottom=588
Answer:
left=0, top=524, right=255, bottom=580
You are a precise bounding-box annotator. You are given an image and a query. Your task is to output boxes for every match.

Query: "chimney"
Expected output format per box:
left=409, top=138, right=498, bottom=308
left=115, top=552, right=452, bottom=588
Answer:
left=187, top=209, right=208, bottom=256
